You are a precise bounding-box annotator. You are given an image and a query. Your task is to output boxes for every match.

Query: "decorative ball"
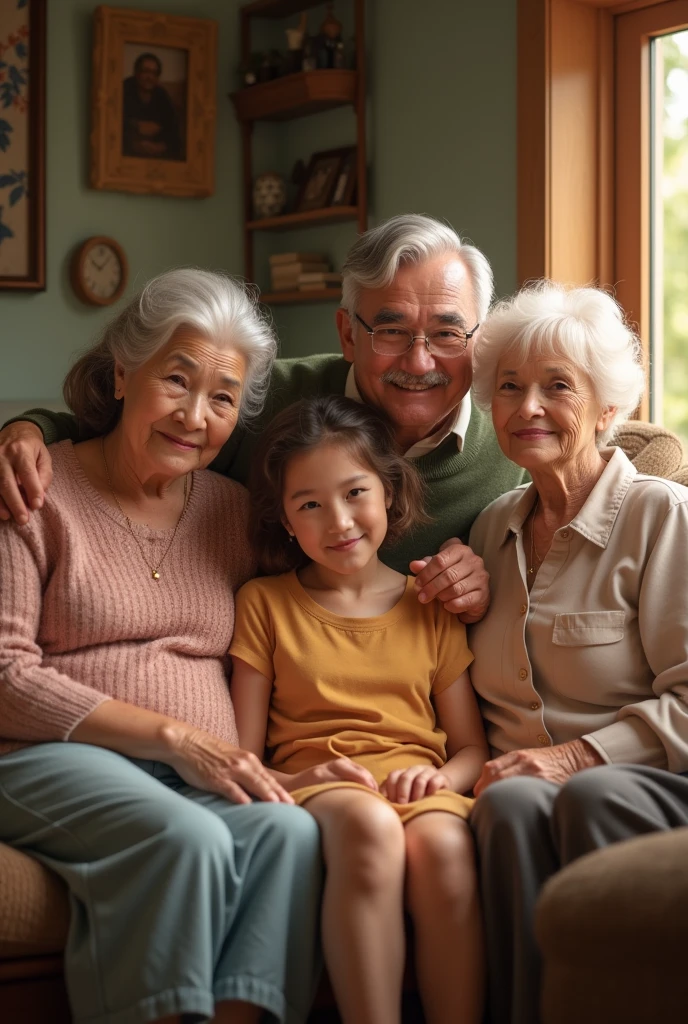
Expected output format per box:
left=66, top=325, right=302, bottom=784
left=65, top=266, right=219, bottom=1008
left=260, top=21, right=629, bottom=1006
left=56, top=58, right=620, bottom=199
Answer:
left=253, top=172, right=287, bottom=219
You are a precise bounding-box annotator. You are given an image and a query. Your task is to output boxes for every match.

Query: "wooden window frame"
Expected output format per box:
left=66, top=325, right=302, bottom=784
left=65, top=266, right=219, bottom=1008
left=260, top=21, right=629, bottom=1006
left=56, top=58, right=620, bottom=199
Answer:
left=518, top=0, right=687, bottom=419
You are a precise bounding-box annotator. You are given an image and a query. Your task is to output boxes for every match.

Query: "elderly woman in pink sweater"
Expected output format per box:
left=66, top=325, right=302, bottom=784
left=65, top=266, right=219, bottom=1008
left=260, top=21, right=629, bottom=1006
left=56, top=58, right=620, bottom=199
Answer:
left=0, top=269, right=321, bottom=1024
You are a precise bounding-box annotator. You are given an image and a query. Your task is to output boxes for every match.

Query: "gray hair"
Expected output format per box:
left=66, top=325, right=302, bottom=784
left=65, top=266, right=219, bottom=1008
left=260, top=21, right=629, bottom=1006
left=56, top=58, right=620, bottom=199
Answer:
left=472, top=281, right=645, bottom=446
left=341, top=214, right=494, bottom=323
left=64, top=268, right=277, bottom=435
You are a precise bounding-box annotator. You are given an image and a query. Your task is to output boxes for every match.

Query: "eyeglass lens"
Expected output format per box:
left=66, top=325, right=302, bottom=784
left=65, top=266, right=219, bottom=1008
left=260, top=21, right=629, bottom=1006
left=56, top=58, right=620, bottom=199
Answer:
left=371, top=327, right=468, bottom=357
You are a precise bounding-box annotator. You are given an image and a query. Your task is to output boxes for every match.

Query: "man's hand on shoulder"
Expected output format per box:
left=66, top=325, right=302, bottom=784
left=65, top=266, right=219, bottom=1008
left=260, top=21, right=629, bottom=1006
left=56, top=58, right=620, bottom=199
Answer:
left=410, top=538, right=490, bottom=624
left=0, top=421, right=52, bottom=524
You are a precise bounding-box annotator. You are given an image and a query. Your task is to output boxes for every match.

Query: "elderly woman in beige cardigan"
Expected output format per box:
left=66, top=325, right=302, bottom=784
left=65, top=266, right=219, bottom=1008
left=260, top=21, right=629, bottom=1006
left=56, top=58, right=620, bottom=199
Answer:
left=0, top=270, right=321, bottom=1024
left=466, top=282, right=688, bottom=1024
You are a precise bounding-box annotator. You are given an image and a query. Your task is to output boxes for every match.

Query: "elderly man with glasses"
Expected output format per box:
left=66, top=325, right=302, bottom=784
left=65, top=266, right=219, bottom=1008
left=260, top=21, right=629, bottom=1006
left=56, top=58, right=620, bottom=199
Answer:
left=0, top=214, right=525, bottom=620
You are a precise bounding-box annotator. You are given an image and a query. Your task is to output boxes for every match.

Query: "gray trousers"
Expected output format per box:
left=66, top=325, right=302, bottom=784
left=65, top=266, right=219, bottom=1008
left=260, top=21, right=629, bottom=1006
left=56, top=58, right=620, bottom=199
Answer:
left=0, top=743, right=323, bottom=1024
left=470, top=764, right=688, bottom=1024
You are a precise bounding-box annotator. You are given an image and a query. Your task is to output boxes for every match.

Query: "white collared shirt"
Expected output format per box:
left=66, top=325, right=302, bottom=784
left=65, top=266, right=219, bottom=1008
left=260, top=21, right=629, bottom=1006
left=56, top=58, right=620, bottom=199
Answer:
left=468, top=446, right=688, bottom=772
left=344, top=364, right=471, bottom=458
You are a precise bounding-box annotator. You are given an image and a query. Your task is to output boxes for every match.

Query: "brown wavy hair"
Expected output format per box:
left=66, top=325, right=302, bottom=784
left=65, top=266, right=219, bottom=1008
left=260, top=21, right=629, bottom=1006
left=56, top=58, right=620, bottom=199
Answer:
left=250, top=395, right=429, bottom=574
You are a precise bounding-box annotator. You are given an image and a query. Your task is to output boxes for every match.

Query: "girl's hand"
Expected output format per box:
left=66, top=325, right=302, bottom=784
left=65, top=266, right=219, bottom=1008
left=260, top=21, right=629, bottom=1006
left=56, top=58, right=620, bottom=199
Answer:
left=291, top=757, right=379, bottom=792
left=473, top=739, right=604, bottom=798
left=161, top=725, right=294, bottom=805
left=381, top=765, right=451, bottom=804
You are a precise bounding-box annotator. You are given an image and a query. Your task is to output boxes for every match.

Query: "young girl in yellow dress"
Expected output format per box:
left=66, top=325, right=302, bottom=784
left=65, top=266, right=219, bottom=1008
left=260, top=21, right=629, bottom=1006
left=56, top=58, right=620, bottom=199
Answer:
left=229, top=396, right=488, bottom=1024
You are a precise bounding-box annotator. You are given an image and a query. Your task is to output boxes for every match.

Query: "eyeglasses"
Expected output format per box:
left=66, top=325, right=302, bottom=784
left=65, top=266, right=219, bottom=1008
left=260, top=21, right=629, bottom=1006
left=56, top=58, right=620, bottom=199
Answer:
left=355, top=314, right=478, bottom=359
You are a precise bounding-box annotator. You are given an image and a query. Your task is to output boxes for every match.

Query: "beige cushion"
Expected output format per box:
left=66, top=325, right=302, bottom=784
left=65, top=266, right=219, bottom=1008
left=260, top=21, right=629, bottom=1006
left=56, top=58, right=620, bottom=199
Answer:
left=0, top=844, right=69, bottom=958
left=613, top=420, right=686, bottom=481
left=536, top=828, right=688, bottom=1024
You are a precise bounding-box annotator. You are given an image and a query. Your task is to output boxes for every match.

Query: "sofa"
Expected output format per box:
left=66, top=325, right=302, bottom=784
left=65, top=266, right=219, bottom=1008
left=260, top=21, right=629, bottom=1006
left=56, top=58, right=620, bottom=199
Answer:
left=536, top=827, right=688, bottom=1024
left=2, top=421, right=687, bottom=1023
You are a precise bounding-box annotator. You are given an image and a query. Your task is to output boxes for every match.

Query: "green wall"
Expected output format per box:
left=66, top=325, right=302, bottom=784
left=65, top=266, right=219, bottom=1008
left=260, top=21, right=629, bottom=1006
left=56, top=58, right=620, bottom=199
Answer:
left=0, top=0, right=517, bottom=401
left=1, top=0, right=245, bottom=401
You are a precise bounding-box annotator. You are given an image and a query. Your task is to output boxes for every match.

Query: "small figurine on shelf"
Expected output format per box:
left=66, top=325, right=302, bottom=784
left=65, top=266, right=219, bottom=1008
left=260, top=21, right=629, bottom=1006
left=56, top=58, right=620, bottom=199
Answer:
left=253, top=172, right=287, bottom=219
left=285, top=12, right=307, bottom=75
left=333, top=40, right=346, bottom=69
left=317, top=3, right=343, bottom=69
left=301, top=34, right=317, bottom=73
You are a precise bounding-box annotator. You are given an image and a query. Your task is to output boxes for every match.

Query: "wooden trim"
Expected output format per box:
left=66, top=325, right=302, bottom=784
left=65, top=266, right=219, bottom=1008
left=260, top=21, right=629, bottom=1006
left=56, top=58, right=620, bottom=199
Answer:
left=576, top=0, right=667, bottom=10
left=517, top=0, right=550, bottom=283
left=517, top=0, right=613, bottom=288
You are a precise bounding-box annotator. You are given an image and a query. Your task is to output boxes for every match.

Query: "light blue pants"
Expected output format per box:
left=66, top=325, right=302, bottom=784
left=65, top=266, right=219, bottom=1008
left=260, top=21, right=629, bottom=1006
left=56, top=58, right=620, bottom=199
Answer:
left=0, top=743, right=323, bottom=1024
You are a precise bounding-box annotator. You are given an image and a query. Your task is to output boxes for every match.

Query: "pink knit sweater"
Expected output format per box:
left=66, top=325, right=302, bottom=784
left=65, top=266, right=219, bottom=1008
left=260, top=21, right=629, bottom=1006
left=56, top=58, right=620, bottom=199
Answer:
left=0, top=441, right=255, bottom=756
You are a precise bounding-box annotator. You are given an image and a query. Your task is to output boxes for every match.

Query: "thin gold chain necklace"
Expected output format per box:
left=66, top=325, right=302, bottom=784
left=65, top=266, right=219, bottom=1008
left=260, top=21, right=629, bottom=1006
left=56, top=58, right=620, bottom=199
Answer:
left=101, top=436, right=189, bottom=581
left=528, top=497, right=544, bottom=576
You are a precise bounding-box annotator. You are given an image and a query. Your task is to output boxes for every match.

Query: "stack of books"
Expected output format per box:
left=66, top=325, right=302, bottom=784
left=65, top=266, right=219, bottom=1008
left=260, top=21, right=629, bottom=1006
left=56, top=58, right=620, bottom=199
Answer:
left=269, top=252, right=341, bottom=294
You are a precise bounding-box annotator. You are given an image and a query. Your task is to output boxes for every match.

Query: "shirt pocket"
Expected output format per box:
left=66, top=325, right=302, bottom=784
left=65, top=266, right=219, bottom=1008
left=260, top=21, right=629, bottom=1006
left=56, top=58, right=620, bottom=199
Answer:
left=552, top=610, right=625, bottom=647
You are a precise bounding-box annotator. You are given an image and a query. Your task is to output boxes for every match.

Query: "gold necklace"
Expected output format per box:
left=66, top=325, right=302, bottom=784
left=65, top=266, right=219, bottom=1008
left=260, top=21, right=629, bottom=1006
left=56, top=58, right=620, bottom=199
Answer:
left=101, top=437, right=189, bottom=581
left=528, top=497, right=544, bottom=576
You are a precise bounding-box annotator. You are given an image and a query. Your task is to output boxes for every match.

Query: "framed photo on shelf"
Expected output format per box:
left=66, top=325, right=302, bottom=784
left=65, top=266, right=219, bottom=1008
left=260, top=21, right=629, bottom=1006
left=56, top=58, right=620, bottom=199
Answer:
left=296, top=147, right=348, bottom=212
left=90, top=7, right=217, bottom=198
left=330, top=146, right=357, bottom=207
left=0, top=0, right=46, bottom=291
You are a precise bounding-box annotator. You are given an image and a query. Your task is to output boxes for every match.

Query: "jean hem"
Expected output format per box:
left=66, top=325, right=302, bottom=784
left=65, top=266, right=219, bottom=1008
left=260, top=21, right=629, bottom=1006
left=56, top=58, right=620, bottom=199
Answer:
left=72, top=986, right=215, bottom=1024
left=214, top=975, right=287, bottom=1022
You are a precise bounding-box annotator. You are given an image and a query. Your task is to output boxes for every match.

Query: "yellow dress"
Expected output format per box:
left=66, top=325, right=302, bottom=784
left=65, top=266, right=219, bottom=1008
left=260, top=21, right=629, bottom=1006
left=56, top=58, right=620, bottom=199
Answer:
left=230, top=572, right=475, bottom=822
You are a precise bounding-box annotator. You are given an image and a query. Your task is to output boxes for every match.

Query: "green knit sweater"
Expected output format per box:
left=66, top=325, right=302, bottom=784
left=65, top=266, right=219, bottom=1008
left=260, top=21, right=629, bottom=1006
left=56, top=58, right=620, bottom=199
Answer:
left=20, top=353, right=526, bottom=574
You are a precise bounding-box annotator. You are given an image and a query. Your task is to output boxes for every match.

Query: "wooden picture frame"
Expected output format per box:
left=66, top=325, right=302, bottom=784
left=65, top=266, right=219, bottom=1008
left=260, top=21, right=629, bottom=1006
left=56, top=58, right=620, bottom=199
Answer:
left=90, top=6, right=217, bottom=198
left=330, top=146, right=357, bottom=207
left=295, top=147, right=347, bottom=212
left=0, top=0, right=46, bottom=291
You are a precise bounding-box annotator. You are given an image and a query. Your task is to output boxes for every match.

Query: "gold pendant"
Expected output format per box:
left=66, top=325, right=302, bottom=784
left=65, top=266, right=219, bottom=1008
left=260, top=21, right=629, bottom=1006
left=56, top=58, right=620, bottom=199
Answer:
left=152, top=569, right=160, bottom=580
left=528, top=566, right=534, bottom=575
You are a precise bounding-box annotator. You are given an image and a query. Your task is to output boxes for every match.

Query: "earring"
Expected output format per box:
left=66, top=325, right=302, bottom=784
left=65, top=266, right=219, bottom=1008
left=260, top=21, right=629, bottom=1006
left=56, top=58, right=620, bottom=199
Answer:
left=288, top=535, right=294, bottom=543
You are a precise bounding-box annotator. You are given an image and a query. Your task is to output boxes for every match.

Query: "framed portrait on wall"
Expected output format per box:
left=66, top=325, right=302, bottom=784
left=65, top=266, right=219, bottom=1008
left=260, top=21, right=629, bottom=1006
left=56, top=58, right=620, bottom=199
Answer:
left=0, top=0, right=46, bottom=291
left=90, top=7, right=217, bottom=198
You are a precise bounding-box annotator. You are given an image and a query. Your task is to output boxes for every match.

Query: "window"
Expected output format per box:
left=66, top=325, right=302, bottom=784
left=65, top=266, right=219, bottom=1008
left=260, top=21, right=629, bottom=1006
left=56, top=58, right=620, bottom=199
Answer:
left=651, top=29, right=688, bottom=446
left=519, top=0, right=688, bottom=431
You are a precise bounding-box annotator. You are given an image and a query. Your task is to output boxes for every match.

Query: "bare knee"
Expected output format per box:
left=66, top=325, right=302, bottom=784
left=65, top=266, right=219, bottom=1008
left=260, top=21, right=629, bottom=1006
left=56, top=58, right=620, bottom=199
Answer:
left=315, top=793, right=405, bottom=891
left=405, top=815, right=477, bottom=906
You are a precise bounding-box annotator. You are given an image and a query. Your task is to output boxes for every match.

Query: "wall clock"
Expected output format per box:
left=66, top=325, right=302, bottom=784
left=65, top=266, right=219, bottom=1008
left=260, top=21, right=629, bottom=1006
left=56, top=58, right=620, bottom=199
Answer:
left=71, top=236, right=128, bottom=306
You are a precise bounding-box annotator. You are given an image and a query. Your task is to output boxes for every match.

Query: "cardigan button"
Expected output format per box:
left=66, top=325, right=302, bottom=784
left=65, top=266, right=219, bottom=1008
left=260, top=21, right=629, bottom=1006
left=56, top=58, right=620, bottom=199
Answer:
left=519, top=668, right=528, bottom=680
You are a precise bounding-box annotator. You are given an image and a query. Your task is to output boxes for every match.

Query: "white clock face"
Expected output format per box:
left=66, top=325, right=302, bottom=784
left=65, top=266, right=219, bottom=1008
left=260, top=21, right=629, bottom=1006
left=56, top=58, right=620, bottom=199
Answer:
left=83, top=243, right=122, bottom=300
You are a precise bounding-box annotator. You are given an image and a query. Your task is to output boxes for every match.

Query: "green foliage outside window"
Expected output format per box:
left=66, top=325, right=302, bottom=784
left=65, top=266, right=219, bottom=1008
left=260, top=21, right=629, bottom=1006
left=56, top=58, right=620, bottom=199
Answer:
left=660, top=32, right=688, bottom=450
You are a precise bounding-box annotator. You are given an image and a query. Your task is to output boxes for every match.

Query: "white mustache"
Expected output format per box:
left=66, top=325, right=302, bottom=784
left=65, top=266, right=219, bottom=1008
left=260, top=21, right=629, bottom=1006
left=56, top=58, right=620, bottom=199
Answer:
left=380, top=370, right=452, bottom=387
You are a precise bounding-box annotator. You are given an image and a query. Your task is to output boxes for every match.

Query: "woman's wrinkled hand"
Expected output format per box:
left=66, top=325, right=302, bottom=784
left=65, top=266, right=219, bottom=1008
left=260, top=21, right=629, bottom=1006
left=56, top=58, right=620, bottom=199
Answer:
left=473, top=739, right=605, bottom=798
left=381, top=765, right=450, bottom=803
left=0, top=421, right=52, bottom=525
left=290, top=758, right=379, bottom=792
left=161, top=725, right=294, bottom=805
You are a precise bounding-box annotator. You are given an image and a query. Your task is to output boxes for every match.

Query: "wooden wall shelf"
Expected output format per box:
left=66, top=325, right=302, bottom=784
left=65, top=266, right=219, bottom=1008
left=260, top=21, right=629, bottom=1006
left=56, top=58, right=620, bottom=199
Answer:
left=235, top=0, right=366, bottom=306
left=241, top=0, right=327, bottom=18
left=261, top=288, right=342, bottom=305
left=231, top=70, right=357, bottom=122
left=247, top=205, right=358, bottom=231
